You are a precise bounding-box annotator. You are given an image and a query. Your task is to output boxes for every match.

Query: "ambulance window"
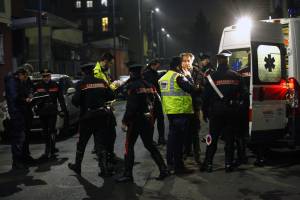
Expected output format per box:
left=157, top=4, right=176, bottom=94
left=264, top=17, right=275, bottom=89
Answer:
left=257, top=45, right=281, bottom=83
left=229, top=50, right=250, bottom=72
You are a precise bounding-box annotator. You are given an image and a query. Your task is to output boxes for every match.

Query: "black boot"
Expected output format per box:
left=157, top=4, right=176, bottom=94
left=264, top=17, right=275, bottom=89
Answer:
left=116, top=170, right=133, bottom=183
left=225, top=164, right=234, bottom=173
left=68, top=151, right=83, bottom=175
left=200, top=159, right=213, bottom=173
left=12, top=158, right=28, bottom=170
left=98, top=151, right=113, bottom=177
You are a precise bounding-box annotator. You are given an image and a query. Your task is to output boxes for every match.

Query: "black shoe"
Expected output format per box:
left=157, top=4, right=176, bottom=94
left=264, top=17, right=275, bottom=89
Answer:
left=51, top=148, right=59, bottom=154
left=254, top=159, right=265, bottom=167
left=174, top=167, right=194, bottom=175
left=68, top=163, right=81, bottom=175
left=12, top=160, right=28, bottom=170
left=39, top=154, right=50, bottom=160
left=116, top=175, right=134, bottom=183
left=200, top=164, right=212, bottom=173
left=156, top=170, right=170, bottom=180
left=225, top=164, right=234, bottom=173
left=22, top=155, right=36, bottom=164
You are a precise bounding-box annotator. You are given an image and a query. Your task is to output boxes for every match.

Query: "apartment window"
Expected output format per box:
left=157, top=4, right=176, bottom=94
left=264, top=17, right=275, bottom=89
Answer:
left=87, top=18, right=94, bottom=32
left=75, top=1, right=81, bottom=8
left=101, top=0, right=108, bottom=7
left=102, top=17, right=109, bottom=32
left=0, top=34, right=4, bottom=64
left=87, top=0, right=93, bottom=8
left=0, top=0, right=4, bottom=13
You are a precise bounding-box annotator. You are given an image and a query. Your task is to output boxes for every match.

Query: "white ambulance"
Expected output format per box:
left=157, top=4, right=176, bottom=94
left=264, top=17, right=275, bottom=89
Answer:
left=218, top=17, right=300, bottom=147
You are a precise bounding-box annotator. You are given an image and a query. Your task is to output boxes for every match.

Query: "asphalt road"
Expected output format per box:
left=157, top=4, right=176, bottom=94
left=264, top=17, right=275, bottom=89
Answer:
left=0, top=101, right=300, bottom=200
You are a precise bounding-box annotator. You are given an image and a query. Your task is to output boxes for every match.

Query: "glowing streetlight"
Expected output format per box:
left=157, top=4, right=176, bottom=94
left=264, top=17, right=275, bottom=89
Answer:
left=155, top=7, right=160, bottom=13
left=161, top=27, right=165, bottom=32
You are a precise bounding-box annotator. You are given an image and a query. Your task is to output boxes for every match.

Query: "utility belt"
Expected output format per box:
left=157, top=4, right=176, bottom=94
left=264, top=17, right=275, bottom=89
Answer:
left=81, top=106, right=109, bottom=121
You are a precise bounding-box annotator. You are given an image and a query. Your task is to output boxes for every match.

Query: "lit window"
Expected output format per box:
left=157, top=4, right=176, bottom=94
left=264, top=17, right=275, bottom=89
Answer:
left=87, top=0, right=93, bottom=8
left=101, top=0, right=108, bottom=7
left=75, top=1, right=81, bottom=8
left=102, top=17, right=109, bottom=32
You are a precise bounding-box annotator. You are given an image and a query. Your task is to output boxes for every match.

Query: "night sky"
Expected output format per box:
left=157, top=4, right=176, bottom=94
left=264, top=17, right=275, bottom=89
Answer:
left=148, top=0, right=243, bottom=57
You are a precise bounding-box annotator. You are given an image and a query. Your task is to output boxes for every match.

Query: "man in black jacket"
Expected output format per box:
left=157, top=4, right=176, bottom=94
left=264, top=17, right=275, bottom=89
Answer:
left=117, top=64, right=169, bottom=183
left=143, top=59, right=166, bottom=145
left=68, top=63, right=115, bottom=177
left=201, top=50, right=247, bottom=173
left=5, top=68, right=31, bottom=170
left=35, top=69, right=67, bottom=159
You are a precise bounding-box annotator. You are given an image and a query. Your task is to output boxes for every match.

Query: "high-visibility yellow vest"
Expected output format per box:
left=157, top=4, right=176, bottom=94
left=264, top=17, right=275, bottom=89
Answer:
left=159, top=70, right=193, bottom=114
left=93, top=62, right=118, bottom=90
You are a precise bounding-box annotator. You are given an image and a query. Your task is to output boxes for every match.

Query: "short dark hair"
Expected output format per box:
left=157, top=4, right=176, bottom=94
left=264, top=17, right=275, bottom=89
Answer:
left=148, top=59, right=160, bottom=67
left=169, top=56, right=181, bottom=70
left=101, top=52, right=114, bottom=62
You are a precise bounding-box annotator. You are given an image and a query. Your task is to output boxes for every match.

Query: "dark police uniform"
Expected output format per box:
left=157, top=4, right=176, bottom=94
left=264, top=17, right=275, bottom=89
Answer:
left=201, top=50, right=247, bottom=172
left=143, top=63, right=166, bottom=145
left=35, top=70, right=67, bottom=159
left=4, top=69, right=29, bottom=169
left=117, top=64, right=169, bottom=183
left=68, top=64, right=115, bottom=176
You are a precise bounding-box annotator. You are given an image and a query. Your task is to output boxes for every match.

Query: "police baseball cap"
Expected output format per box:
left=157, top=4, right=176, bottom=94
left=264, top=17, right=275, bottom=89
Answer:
left=40, top=69, right=52, bottom=75
left=15, top=67, right=28, bottom=74
left=216, top=50, right=232, bottom=57
left=127, top=64, right=144, bottom=72
left=199, top=53, right=210, bottom=60
left=80, top=63, right=95, bottom=70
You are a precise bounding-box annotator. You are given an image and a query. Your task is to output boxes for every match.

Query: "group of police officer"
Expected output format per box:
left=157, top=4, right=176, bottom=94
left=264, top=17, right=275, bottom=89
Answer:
left=5, top=65, right=68, bottom=170
left=4, top=50, right=249, bottom=182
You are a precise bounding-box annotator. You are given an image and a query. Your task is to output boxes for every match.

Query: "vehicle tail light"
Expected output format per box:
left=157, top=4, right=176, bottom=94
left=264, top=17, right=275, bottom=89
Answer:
left=288, top=78, right=296, bottom=90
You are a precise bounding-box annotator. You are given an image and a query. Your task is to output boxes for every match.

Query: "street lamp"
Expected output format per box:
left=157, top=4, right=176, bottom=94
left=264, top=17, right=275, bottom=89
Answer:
left=150, top=7, right=160, bottom=59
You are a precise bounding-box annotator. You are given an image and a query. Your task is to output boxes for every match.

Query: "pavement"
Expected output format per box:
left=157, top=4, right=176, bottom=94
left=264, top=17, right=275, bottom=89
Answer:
left=1, top=101, right=300, bottom=200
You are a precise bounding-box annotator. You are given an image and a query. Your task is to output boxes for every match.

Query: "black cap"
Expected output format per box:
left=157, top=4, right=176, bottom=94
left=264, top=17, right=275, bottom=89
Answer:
left=80, top=63, right=95, bottom=70
left=148, top=59, right=160, bottom=66
left=217, top=50, right=232, bottom=57
left=169, top=56, right=181, bottom=70
left=101, top=52, right=114, bottom=62
left=15, top=67, right=28, bottom=74
left=40, top=68, right=52, bottom=75
left=127, top=64, right=144, bottom=72
left=124, top=61, right=137, bottom=68
left=199, top=53, right=210, bottom=60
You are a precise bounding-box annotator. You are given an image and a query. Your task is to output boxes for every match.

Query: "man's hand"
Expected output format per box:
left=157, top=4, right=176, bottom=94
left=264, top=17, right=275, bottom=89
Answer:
left=25, top=98, right=32, bottom=103
left=203, top=115, right=209, bottom=123
left=121, top=123, right=128, bottom=132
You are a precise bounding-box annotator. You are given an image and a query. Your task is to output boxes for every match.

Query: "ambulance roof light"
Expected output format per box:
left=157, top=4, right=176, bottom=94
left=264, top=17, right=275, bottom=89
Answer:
left=236, top=17, right=253, bottom=31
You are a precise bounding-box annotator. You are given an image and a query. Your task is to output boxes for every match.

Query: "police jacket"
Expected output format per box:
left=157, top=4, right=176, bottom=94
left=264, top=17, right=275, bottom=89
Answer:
left=191, top=65, right=205, bottom=111
left=72, top=75, right=115, bottom=117
left=93, top=62, right=118, bottom=90
left=122, top=77, right=157, bottom=125
left=202, top=64, right=247, bottom=117
left=4, top=73, right=30, bottom=117
left=143, top=67, right=161, bottom=95
left=35, top=80, right=67, bottom=116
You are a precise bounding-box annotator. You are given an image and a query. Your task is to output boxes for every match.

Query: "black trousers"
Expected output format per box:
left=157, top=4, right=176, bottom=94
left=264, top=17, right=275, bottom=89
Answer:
left=204, top=105, right=237, bottom=165
left=124, top=116, right=165, bottom=173
left=154, top=101, right=165, bottom=140
left=184, top=111, right=201, bottom=157
left=23, top=111, right=33, bottom=156
left=77, top=118, right=107, bottom=159
left=166, top=114, right=190, bottom=169
left=10, top=113, right=26, bottom=162
left=40, top=115, right=57, bottom=155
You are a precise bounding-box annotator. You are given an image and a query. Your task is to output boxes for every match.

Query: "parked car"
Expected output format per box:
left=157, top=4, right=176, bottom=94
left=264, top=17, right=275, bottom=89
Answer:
left=0, top=74, right=80, bottom=141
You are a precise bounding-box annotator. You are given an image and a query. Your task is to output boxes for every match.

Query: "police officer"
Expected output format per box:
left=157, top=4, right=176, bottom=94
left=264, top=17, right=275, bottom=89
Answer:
left=21, top=64, right=35, bottom=163
left=4, top=68, right=31, bottom=170
left=93, top=52, right=119, bottom=162
left=159, top=56, right=201, bottom=174
left=35, top=69, right=67, bottom=159
left=68, top=63, right=115, bottom=176
left=198, top=54, right=214, bottom=76
left=143, top=59, right=166, bottom=145
left=201, top=50, right=247, bottom=173
left=117, top=64, right=169, bottom=183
